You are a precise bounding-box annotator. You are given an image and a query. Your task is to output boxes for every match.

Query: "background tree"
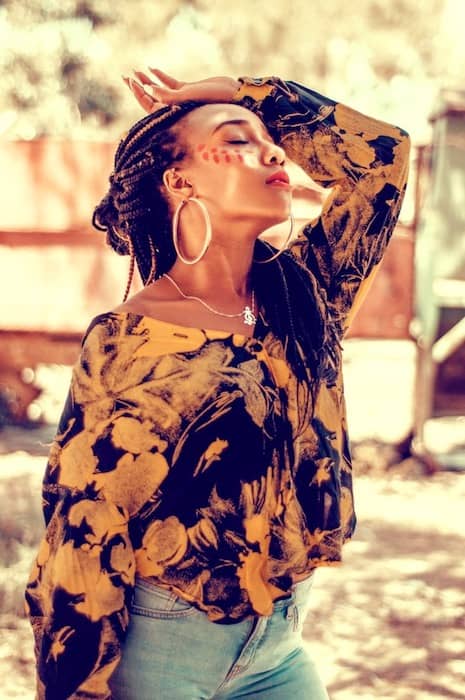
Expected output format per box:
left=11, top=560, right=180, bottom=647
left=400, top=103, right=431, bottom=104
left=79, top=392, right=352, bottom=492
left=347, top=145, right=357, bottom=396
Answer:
left=0, top=0, right=462, bottom=140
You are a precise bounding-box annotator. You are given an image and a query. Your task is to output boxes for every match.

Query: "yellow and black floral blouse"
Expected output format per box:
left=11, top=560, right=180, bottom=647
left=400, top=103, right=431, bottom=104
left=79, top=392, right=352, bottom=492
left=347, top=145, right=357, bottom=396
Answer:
left=26, top=76, right=410, bottom=699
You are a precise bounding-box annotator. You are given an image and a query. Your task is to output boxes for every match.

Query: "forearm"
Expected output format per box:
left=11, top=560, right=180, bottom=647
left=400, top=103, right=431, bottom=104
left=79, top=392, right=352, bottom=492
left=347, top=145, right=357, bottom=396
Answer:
left=233, top=76, right=410, bottom=194
left=233, top=76, right=411, bottom=331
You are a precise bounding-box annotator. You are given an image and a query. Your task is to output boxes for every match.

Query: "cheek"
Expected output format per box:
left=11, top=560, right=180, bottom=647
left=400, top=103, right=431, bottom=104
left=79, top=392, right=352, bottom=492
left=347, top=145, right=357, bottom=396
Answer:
left=195, top=144, right=256, bottom=166
left=241, top=151, right=260, bottom=167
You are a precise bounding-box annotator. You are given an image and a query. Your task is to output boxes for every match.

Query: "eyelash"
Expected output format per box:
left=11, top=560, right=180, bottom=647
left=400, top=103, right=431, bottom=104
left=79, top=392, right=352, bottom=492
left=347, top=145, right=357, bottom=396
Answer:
left=226, top=139, right=248, bottom=144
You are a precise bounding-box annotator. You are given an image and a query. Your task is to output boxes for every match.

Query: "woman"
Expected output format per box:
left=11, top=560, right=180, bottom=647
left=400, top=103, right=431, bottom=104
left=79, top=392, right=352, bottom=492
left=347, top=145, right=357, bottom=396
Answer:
left=25, top=70, right=410, bottom=699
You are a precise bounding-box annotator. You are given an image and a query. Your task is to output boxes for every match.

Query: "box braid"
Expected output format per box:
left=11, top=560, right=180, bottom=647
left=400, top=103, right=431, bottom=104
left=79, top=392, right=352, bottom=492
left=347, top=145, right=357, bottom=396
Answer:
left=93, top=104, right=337, bottom=422
left=253, top=243, right=339, bottom=428
left=93, top=102, right=204, bottom=285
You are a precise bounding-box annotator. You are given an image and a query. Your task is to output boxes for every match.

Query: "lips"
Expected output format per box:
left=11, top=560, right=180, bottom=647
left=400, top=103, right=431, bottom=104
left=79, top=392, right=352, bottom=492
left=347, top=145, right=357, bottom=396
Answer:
left=265, top=170, right=290, bottom=186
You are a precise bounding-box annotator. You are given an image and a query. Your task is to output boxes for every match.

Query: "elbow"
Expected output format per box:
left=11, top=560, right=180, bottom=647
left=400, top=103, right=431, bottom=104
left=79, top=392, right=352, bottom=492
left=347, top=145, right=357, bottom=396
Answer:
left=392, top=128, right=411, bottom=182
left=398, top=128, right=412, bottom=160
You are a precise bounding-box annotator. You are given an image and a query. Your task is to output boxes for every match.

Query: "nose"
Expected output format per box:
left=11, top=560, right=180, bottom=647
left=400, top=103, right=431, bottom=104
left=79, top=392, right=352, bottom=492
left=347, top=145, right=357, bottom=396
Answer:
left=263, top=140, right=286, bottom=166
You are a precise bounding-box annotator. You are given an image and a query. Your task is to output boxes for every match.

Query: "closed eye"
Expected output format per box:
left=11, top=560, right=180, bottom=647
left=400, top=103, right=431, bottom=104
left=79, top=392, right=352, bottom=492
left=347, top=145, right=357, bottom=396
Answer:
left=226, top=140, right=249, bottom=144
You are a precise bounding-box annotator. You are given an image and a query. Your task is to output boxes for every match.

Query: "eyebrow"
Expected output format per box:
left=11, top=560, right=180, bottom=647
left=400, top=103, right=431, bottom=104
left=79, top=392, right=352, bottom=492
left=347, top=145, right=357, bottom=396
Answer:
left=211, top=119, right=271, bottom=139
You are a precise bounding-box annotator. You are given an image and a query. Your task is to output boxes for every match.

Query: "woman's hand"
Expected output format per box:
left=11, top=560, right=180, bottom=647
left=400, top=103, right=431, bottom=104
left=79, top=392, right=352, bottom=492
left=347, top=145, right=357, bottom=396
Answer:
left=123, top=68, right=240, bottom=114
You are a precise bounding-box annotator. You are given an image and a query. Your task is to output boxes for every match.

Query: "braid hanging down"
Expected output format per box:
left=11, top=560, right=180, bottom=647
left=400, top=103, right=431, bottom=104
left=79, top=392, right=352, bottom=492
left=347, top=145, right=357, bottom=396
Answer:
left=93, top=104, right=335, bottom=425
left=93, top=103, right=203, bottom=288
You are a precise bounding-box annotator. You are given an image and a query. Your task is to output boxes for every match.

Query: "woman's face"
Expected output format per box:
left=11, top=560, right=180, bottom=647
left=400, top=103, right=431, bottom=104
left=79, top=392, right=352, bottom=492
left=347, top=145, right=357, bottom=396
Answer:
left=170, top=103, right=291, bottom=230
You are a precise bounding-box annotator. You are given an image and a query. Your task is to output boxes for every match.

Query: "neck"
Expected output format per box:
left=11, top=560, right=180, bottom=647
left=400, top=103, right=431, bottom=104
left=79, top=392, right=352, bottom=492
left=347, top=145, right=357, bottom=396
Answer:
left=168, top=238, right=255, bottom=301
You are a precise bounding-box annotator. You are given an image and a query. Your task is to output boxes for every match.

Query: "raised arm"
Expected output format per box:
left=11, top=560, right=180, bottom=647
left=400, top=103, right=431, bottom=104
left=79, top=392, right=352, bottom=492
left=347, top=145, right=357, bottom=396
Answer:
left=125, top=70, right=411, bottom=333
left=233, top=76, right=411, bottom=332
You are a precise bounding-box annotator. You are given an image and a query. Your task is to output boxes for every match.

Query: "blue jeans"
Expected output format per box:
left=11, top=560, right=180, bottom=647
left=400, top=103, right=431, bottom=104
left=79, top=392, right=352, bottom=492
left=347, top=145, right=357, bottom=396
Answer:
left=109, top=574, right=329, bottom=699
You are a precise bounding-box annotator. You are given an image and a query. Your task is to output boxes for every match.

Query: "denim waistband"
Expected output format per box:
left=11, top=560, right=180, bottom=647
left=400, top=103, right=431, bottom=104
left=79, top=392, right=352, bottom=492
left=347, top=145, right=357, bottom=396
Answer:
left=135, top=573, right=315, bottom=615
left=271, top=573, right=315, bottom=610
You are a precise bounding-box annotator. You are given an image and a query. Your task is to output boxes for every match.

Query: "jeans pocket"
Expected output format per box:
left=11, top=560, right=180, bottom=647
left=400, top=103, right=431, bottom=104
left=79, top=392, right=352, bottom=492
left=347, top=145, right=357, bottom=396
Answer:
left=131, top=578, right=198, bottom=619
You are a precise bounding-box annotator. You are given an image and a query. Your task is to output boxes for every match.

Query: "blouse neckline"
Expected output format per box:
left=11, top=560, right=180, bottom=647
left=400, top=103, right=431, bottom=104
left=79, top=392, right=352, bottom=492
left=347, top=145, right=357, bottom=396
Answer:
left=95, top=310, right=262, bottom=343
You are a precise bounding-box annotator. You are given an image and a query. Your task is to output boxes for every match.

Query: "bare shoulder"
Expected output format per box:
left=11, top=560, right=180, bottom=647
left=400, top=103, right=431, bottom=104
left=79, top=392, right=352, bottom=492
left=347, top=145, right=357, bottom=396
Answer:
left=112, top=280, right=174, bottom=318
left=109, top=279, right=248, bottom=334
left=110, top=279, right=205, bottom=327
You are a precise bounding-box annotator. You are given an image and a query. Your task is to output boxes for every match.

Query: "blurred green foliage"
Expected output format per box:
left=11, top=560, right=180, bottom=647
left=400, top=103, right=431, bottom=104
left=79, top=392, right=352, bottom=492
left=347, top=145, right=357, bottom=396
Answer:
left=0, top=0, right=460, bottom=139
left=0, top=0, right=121, bottom=136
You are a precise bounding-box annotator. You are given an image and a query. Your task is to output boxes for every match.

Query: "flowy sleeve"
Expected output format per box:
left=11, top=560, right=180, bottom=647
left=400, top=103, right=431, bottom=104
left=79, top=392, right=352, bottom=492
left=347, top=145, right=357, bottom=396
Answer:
left=25, top=479, right=134, bottom=699
left=24, top=318, right=155, bottom=699
left=234, top=76, right=411, bottom=332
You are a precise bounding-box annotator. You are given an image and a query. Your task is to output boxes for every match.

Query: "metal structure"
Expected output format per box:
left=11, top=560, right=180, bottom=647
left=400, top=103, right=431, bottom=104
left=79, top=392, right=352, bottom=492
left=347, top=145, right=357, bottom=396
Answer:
left=412, top=89, right=465, bottom=456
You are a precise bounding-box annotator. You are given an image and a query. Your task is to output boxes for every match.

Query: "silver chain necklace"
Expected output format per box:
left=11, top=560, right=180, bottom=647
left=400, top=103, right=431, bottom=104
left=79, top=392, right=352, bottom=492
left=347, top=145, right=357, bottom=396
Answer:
left=164, top=274, right=257, bottom=326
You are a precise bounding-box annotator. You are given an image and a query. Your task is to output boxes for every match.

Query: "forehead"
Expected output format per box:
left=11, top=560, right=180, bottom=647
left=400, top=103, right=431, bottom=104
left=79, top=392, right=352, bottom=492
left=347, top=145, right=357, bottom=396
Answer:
left=182, top=103, right=271, bottom=139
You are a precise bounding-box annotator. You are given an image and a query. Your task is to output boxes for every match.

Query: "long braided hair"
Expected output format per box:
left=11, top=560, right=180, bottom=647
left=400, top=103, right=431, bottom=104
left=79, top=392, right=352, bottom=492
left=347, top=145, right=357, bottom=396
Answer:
left=93, top=104, right=334, bottom=428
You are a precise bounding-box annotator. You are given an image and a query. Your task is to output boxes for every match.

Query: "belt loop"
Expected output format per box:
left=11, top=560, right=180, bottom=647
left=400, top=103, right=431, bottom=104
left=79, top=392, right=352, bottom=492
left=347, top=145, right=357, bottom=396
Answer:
left=293, top=604, right=299, bottom=631
left=285, top=603, right=299, bottom=631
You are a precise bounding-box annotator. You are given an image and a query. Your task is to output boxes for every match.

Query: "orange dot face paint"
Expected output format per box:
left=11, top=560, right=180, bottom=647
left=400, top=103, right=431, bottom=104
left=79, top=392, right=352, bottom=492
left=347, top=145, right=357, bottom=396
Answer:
left=194, top=144, right=255, bottom=165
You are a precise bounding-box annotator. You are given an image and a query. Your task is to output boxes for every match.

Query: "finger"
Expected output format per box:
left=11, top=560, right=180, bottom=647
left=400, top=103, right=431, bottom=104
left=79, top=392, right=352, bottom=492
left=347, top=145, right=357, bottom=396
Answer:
left=128, top=78, right=157, bottom=113
left=132, top=71, right=176, bottom=102
left=133, top=70, right=156, bottom=87
left=143, top=81, right=179, bottom=103
left=140, top=77, right=172, bottom=101
left=148, top=67, right=183, bottom=89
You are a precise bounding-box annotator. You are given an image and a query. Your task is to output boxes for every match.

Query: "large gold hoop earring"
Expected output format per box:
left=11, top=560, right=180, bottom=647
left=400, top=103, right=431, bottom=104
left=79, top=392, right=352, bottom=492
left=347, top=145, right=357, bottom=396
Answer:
left=255, top=213, right=295, bottom=264
left=172, top=197, right=212, bottom=265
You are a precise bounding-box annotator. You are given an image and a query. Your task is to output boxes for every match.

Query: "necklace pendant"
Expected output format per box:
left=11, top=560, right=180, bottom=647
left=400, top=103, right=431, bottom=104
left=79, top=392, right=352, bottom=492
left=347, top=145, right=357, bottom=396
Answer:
left=242, top=306, right=257, bottom=326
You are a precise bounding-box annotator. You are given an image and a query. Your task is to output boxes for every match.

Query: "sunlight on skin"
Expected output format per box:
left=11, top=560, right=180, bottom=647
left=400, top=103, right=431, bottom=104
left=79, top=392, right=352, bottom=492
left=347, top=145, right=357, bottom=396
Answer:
left=194, top=143, right=267, bottom=169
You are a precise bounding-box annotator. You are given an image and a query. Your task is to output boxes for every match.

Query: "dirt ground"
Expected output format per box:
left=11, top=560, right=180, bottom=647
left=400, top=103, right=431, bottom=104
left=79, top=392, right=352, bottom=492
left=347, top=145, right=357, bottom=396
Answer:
left=305, top=471, right=465, bottom=700
left=1, top=427, right=464, bottom=700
